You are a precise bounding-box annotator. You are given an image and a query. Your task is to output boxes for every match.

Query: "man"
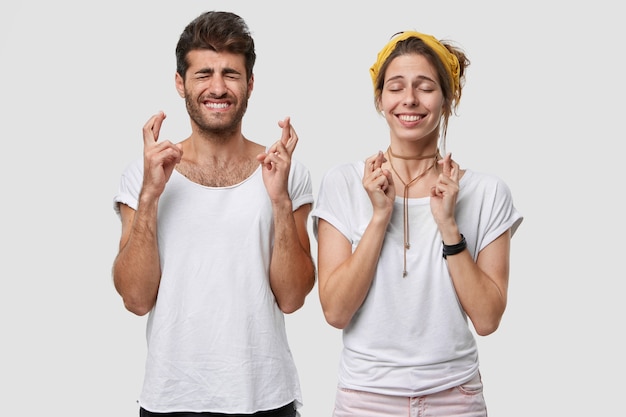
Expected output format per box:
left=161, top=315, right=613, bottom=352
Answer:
left=112, top=11, right=315, bottom=417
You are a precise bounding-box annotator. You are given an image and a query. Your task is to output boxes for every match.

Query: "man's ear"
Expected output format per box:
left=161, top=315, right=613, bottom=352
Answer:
left=175, top=72, right=185, bottom=98
left=247, top=73, right=254, bottom=98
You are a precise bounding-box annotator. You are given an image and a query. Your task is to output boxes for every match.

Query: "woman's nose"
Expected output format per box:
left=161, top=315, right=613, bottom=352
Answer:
left=403, top=89, right=417, bottom=106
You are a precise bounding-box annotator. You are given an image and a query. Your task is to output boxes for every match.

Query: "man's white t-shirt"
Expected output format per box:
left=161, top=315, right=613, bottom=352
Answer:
left=114, top=157, right=313, bottom=413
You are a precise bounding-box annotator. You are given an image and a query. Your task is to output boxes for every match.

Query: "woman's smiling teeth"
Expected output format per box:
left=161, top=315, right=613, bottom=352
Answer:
left=398, top=114, right=422, bottom=122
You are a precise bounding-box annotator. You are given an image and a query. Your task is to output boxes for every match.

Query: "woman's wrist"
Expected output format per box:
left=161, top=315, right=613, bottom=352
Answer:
left=438, top=222, right=460, bottom=245
left=442, top=234, right=467, bottom=259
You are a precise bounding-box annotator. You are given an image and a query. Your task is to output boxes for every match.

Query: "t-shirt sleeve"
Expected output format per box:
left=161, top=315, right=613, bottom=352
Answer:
left=288, top=158, right=314, bottom=211
left=112, top=158, right=143, bottom=217
left=311, top=163, right=363, bottom=243
left=478, top=175, right=523, bottom=252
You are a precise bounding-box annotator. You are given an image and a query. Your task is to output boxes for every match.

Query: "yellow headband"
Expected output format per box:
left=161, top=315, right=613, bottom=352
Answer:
left=369, top=31, right=460, bottom=95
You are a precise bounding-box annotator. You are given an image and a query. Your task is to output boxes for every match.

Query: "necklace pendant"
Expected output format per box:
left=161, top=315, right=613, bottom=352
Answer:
left=402, top=270, right=408, bottom=278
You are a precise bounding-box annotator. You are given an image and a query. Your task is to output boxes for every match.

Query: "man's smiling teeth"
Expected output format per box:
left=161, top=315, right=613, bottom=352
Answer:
left=399, top=114, right=422, bottom=122
left=205, top=102, right=229, bottom=109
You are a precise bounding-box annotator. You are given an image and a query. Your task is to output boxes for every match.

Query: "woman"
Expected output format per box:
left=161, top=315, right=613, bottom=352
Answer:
left=312, top=31, right=523, bottom=416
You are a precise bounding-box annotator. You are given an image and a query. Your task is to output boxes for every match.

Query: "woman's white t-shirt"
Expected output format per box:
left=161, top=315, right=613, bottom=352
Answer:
left=311, top=161, right=523, bottom=397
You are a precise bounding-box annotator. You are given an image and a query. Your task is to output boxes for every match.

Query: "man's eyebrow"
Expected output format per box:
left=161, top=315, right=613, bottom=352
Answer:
left=222, top=67, right=242, bottom=76
left=195, top=68, right=214, bottom=75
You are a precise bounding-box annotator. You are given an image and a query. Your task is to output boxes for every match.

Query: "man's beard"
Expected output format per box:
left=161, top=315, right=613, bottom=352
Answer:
left=185, top=94, right=248, bottom=139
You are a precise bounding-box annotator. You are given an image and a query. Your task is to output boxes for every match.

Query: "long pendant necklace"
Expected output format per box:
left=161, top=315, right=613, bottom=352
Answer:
left=386, top=146, right=439, bottom=277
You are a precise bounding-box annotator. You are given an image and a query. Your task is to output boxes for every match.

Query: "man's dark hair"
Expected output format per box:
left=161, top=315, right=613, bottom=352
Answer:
left=175, top=11, right=256, bottom=81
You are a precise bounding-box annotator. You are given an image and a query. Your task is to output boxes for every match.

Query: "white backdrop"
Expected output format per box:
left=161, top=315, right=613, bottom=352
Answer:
left=1, top=1, right=623, bottom=416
